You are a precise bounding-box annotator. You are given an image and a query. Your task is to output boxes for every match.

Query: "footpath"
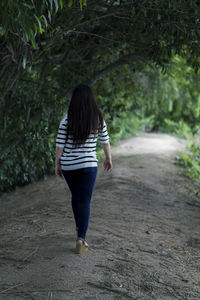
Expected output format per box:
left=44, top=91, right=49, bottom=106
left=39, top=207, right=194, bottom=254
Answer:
left=0, top=133, right=200, bottom=300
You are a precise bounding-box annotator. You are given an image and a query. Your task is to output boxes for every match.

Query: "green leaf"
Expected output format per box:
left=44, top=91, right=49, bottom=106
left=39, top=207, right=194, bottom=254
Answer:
left=79, top=0, right=86, bottom=9
left=68, top=0, right=73, bottom=7
left=8, top=0, right=13, bottom=8
left=59, top=0, right=63, bottom=9
left=41, top=15, right=48, bottom=28
left=53, top=0, right=59, bottom=12
left=29, top=29, right=36, bottom=48
left=48, top=10, right=52, bottom=22
left=34, top=15, right=42, bottom=32
left=33, top=23, right=37, bottom=34
left=49, top=0, right=53, bottom=10
left=22, top=3, right=34, bottom=9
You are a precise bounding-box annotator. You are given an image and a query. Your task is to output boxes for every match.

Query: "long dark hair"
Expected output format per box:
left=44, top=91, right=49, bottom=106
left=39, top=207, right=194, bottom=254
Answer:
left=66, top=84, right=104, bottom=146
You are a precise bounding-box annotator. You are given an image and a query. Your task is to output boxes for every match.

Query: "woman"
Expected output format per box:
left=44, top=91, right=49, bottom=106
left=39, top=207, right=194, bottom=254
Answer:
left=55, top=84, right=112, bottom=254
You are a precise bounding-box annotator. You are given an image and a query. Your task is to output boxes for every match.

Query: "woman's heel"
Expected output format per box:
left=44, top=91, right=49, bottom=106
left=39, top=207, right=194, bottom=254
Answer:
left=76, top=238, right=89, bottom=254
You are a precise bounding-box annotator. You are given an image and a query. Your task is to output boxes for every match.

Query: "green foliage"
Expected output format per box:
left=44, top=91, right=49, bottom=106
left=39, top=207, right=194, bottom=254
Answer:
left=159, top=119, right=194, bottom=139
left=0, top=0, right=64, bottom=48
left=1, top=1, right=200, bottom=193
left=176, top=143, right=200, bottom=190
left=0, top=0, right=85, bottom=47
left=137, top=56, right=200, bottom=133
left=108, top=112, right=154, bottom=145
left=0, top=130, right=55, bottom=192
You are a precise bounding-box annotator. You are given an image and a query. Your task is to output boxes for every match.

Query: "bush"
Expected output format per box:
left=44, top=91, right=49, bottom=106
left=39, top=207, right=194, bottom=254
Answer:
left=159, top=118, right=194, bottom=139
left=176, top=143, right=200, bottom=188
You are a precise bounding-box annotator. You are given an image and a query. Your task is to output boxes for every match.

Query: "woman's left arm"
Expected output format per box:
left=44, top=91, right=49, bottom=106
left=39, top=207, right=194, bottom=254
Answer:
left=55, top=114, right=68, bottom=178
left=55, top=146, right=64, bottom=178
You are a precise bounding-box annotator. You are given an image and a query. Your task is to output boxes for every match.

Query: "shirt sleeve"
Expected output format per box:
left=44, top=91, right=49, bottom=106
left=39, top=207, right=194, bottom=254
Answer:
left=98, top=120, right=109, bottom=144
left=56, top=114, right=68, bottom=148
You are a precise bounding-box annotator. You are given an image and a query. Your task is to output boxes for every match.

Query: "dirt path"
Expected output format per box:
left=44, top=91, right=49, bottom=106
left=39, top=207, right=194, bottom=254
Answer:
left=1, top=133, right=200, bottom=300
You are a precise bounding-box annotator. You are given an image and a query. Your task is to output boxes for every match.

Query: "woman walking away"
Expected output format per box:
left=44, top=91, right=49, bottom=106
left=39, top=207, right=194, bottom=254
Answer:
left=55, top=84, right=112, bottom=254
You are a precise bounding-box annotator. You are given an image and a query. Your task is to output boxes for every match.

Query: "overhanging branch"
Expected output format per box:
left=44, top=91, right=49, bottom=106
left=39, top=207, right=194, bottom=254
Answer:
left=89, top=53, right=144, bottom=85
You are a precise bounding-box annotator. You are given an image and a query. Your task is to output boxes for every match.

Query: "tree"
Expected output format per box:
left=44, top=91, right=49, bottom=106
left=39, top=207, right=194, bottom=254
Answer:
left=1, top=0, right=200, bottom=192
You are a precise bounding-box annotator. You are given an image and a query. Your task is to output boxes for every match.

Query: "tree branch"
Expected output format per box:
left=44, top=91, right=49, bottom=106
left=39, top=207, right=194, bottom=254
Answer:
left=89, top=53, right=143, bottom=85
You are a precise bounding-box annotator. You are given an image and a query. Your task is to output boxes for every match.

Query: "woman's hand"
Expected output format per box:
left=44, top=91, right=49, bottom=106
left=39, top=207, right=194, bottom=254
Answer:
left=104, top=159, right=112, bottom=171
left=102, top=142, right=112, bottom=171
left=55, top=162, right=63, bottom=178
left=55, top=147, right=64, bottom=178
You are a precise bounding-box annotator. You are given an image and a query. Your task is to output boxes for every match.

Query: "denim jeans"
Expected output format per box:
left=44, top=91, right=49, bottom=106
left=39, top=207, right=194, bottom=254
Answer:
left=62, top=167, right=98, bottom=239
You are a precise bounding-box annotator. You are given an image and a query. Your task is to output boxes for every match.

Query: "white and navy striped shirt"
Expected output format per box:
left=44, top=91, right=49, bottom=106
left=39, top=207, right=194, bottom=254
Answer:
left=56, top=113, right=109, bottom=170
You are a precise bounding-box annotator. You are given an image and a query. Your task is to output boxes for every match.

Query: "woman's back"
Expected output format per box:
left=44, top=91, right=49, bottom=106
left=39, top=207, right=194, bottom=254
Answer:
left=56, top=113, right=109, bottom=170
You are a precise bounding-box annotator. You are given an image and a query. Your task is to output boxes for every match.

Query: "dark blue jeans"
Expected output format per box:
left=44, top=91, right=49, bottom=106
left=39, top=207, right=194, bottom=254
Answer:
left=62, top=167, right=97, bottom=239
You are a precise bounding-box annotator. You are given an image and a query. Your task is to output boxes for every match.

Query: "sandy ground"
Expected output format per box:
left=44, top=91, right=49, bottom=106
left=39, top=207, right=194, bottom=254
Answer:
left=1, top=133, right=200, bottom=300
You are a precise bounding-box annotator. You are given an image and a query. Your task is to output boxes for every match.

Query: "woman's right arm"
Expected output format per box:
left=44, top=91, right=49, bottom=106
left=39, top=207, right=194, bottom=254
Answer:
left=98, top=119, right=112, bottom=171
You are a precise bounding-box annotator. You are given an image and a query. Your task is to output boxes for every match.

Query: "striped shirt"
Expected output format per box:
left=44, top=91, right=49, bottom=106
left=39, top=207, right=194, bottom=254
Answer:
left=56, top=113, right=109, bottom=170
